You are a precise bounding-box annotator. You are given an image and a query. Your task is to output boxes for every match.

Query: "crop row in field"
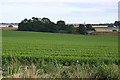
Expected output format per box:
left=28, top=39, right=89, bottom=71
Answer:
left=2, top=30, right=118, bottom=66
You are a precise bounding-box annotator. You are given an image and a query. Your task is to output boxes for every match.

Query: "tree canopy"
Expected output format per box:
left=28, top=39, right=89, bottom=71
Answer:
left=78, top=24, right=87, bottom=34
left=8, top=25, right=13, bottom=27
left=18, top=17, right=74, bottom=33
left=18, top=17, right=95, bottom=35
left=114, top=21, right=120, bottom=28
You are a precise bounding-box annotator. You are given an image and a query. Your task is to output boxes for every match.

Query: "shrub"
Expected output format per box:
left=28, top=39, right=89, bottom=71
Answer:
left=94, top=63, right=120, bottom=79
left=8, top=25, right=13, bottom=27
left=112, top=29, right=117, bottom=32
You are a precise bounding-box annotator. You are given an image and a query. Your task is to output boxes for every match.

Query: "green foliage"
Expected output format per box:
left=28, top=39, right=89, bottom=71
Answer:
left=3, top=61, right=120, bottom=78
left=66, top=25, right=75, bottom=33
left=2, top=30, right=118, bottom=65
left=94, top=63, right=120, bottom=79
left=18, top=17, right=75, bottom=33
left=86, top=24, right=96, bottom=31
left=8, top=25, right=13, bottom=27
left=18, top=17, right=58, bottom=33
left=114, top=21, right=120, bottom=27
left=18, top=17, right=96, bottom=35
left=57, top=20, right=66, bottom=30
left=112, top=29, right=117, bottom=32
left=86, top=24, right=92, bottom=30
left=78, top=24, right=87, bottom=34
left=2, top=30, right=119, bottom=78
left=91, top=28, right=96, bottom=31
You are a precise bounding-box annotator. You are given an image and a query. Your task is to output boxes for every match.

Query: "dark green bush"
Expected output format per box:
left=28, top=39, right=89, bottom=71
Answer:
left=8, top=25, right=13, bottom=27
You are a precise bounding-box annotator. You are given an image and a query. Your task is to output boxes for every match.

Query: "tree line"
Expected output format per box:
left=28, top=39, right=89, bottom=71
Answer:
left=114, top=21, right=120, bottom=28
left=18, top=17, right=95, bottom=34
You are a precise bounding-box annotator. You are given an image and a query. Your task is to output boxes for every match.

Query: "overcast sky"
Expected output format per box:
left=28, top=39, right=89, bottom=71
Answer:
left=0, top=0, right=119, bottom=24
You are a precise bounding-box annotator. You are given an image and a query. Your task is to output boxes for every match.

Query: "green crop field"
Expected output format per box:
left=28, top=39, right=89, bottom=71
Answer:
left=2, top=30, right=118, bottom=65
left=2, top=30, right=119, bottom=78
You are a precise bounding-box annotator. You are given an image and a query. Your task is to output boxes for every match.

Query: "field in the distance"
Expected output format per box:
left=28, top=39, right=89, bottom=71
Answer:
left=2, top=30, right=118, bottom=66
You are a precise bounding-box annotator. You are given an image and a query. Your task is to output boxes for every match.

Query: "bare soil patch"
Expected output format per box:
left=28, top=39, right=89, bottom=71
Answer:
left=1, top=27, right=18, bottom=30
left=95, top=28, right=118, bottom=32
left=92, top=32, right=118, bottom=35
